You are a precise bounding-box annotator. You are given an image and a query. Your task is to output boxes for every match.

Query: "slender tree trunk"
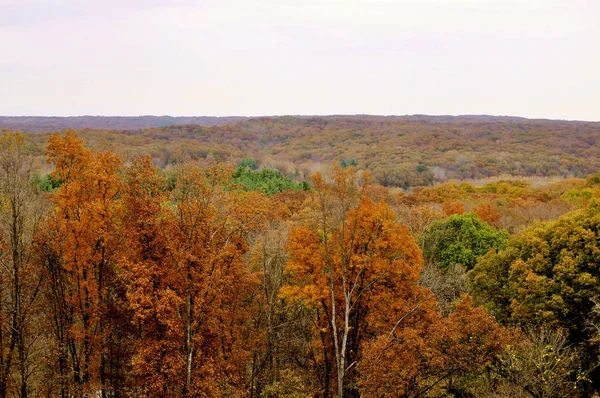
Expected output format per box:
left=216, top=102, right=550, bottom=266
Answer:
left=0, top=283, right=8, bottom=398
left=18, top=331, right=27, bottom=398
left=329, top=266, right=343, bottom=398
left=100, top=352, right=107, bottom=398
left=98, top=247, right=108, bottom=398
left=337, top=294, right=352, bottom=398
left=58, top=341, right=68, bottom=398
left=184, top=264, right=194, bottom=397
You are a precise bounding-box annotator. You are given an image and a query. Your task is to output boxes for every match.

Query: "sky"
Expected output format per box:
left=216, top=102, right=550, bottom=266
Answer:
left=1, top=0, right=599, bottom=120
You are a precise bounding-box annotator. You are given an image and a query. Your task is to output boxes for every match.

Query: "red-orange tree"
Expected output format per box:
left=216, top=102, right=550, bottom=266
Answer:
left=357, top=295, right=509, bottom=397
left=117, top=156, right=173, bottom=395
left=283, top=167, right=428, bottom=398
left=120, top=160, right=268, bottom=397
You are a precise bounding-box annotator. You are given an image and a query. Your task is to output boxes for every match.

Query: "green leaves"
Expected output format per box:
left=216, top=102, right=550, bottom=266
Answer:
left=471, top=203, right=600, bottom=348
left=232, top=166, right=309, bottom=196
left=31, top=173, right=62, bottom=192
left=420, top=213, right=509, bottom=271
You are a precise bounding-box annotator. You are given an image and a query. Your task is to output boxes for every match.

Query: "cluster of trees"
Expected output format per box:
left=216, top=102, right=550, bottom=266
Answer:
left=232, top=165, right=309, bottom=196
left=394, top=177, right=578, bottom=234
left=19, top=115, right=600, bottom=189
left=1, top=130, right=600, bottom=397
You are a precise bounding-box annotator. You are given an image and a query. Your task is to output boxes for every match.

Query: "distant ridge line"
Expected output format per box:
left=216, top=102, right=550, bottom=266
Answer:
left=1, top=114, right=598, bottom=133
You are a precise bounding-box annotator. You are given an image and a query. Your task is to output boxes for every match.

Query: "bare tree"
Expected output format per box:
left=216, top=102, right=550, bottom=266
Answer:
left=476, top=326, right=584, bottom=398
left=419, top=262, right=469, bottom=315
left=0, top=131, right=46, bottom=398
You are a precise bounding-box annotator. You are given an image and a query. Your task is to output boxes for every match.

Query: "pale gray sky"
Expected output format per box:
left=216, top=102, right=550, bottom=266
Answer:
left=1, top=0, right=599, bottom=120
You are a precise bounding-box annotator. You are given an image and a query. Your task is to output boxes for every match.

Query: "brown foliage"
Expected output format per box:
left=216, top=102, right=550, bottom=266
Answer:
left=358, top=296, right=510, bottom=397
left=283, top=167, right=427, bottom=397
left=121, top=159, right=270, bottom=396
left=474, top=202, right=501, bottom=225
left=18, top=115, right=600, bottom=187
left=39, top=131, right=124, bottom=396
left=443, top=200, right=465, bottom=216
left=4, top=130, right=592, bottom=397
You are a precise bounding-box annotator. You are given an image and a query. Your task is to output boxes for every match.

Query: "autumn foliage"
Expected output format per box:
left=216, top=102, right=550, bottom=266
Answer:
left=358, top=296, right=509, bottom=397
left=283, top=168, right=428, bottom=396
left=2, top=129, right=600, bottom=397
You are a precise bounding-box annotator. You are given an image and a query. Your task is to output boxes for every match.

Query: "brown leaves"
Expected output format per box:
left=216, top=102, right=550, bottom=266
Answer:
left=443, top=200, right=465, bottom=216
left=1, top=130, right=529, bottom=397
left=358, top=296, right=510, bottom=397
left=40, top=131, right=124, bottom=395
left=474, top=201, right=501, bottom=225
left=283, top=167, right=428, bottom=396
left=119, top=160, right=269, bottom=396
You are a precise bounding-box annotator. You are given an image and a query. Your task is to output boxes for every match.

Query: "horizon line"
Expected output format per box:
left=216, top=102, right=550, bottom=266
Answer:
left=2, top=113, right=600, bottom=123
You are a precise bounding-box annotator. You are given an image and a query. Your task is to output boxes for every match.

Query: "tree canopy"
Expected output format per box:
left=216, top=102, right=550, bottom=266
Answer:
left=420, top=213, right=509, bottom=271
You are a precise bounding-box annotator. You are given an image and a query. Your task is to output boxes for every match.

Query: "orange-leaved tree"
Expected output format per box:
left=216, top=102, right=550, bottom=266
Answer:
left=357, top=295, right=509, bottom=397
left=120, top=159, right=269, bottom=397
left=170, top=162, right=269, bottom=397
left=117, top=156, right=173, bottom=395
left=282, top=167, right=428, bottom=398
left=39, top=132, right=124, bottom=397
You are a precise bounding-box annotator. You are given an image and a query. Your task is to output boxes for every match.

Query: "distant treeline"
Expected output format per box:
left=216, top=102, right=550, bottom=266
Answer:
left=0, top=115, right=248, bottom=132
left=15, top=115, right=600, bottom=188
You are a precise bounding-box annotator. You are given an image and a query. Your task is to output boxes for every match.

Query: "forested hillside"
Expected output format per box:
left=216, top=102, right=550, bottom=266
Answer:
left=17, top=115, right=600, bottom=188
left=0, top=115, right=248, bottom=132
left=1, top=129, right=600, bottom=397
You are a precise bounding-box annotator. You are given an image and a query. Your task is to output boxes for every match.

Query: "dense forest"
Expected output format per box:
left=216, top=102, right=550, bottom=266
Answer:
left=12, top=115, right=600, bottom=189
left=0, top=116, right=248, bottom=133
left=1, top=126, right=600, bottom=397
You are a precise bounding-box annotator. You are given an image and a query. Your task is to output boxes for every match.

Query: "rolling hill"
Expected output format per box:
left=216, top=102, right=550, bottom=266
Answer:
left=9, top=115, right=600, bottom=188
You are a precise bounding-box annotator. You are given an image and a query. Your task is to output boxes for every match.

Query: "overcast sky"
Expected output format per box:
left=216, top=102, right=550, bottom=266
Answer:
left=1, top=0, right=599, bottom=120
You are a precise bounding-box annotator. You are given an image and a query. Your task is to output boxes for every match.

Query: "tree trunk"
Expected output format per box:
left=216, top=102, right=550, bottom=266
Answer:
left=184, top=263, right=194, bottom=398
